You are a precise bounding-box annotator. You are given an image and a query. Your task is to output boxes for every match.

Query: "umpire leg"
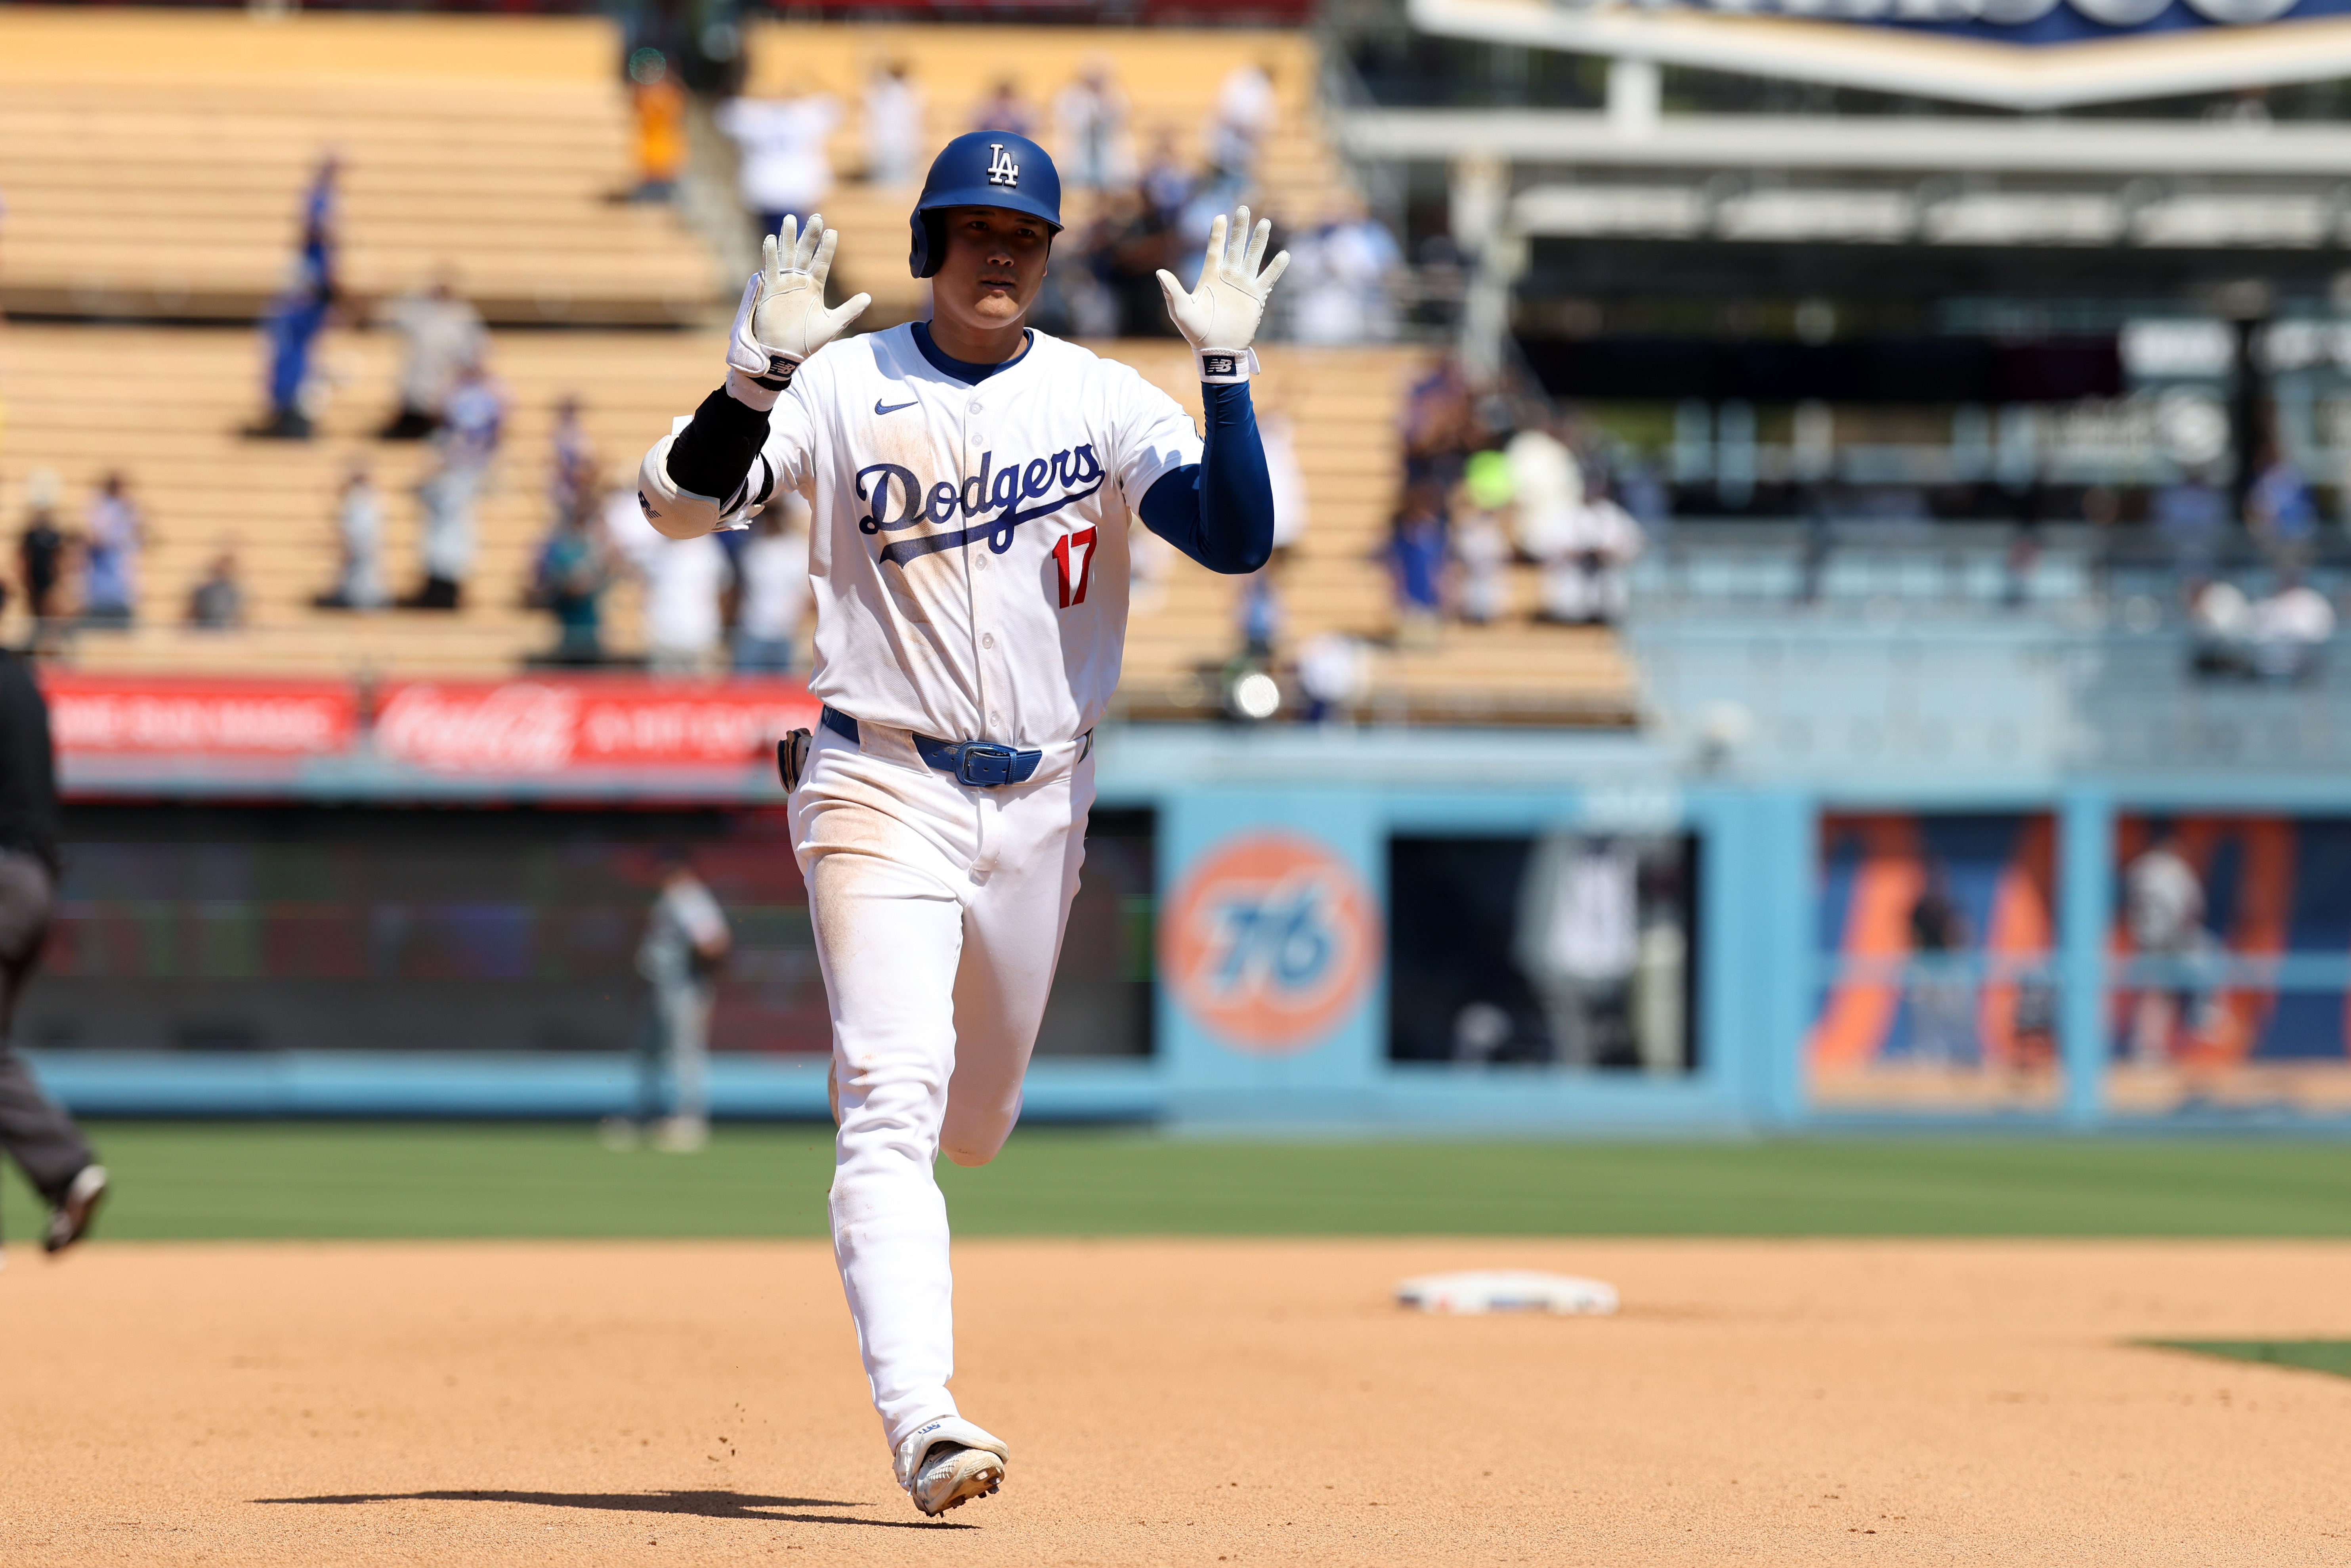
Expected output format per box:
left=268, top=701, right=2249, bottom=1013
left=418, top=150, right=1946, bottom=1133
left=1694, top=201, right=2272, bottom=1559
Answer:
left=0, top=851, right=94, bottom=1202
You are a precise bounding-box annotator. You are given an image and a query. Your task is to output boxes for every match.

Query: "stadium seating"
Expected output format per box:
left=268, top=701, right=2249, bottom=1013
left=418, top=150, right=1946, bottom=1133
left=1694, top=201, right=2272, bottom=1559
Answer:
left=731, top=25, right=1354, bottom=319
left=0, top=10, right=1635, bottom=724
left=0, top=13, right=715, bottom=325
left=0, top=325, right=1633, bottom=721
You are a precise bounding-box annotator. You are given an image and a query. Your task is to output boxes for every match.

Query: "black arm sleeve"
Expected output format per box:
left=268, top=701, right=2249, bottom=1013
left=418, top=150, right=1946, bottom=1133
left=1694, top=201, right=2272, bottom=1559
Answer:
left=664, top=386, right=774, bottom=508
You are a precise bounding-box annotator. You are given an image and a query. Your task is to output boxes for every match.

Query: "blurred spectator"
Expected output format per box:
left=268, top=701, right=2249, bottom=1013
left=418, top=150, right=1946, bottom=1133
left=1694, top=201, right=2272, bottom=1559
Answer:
left=1514, top=831, right=1639, bottom=1068
left=1538, top=485, right=1644, bottom=627
left=186, top=549, right=244, bottom=631
left=313, top=463, right=388, bottom=611
left=1138, top=129, right=1192, bottom=219
left=533, top=495, right=612, bottom=665
left=1237, top=563, right=1282, bottom=659
left=17, top=469, right=65, bottom=639
left=1401, top=356, right=1478, bottom=491
left=1102, top=189, right=1183, bottom=338
left=971, top=78, right=1035, bottom=137
left=1503, top=422, right=1580, bottom=563
left=1906, top=862, right=1974, bottom=1066
left=1054, top=57, right=1133, bottom=192
left=1029, top=217, right=1119, bottom=340
left=1296, top=630, right=1371, bottom=724
left=717, top=84, right=842, bottom=244
left=2245, top=443, right=2317, bottom=565
left=2153, top=465, right=2227, bottom=586
left=377, top=276, right=484, bottom=442
left=626, top=48, right=687, bottom=204
left=2125, top=831, right=2213, bottom=1066
left=1451, top=452, right=1515, bottom=625
left=80, top=473, right=144, bottom=629
left=1287, top=200, right=1402, bottom=345
left=1384, top=481, right=1448, bottom=650
left=2249, top=572, right=2335, bottom=681
left=607, top=487, right=728, bottom=674
left=548, top=395, right=598, bottom=533
left=1205, top=60, right=1277, bottom=178
left=1260, top=401, right=1309, bottom=552
left=732, top=495, right=811, bottom=675
left=1616, top=460, right=1671, bottom=530
left=2189, top=579, right=2255, bottom=676
left=245, top=156, right=339, bottom=441
left=403, top=358, right=504, bottom=610
left=862, top=60, right=926, bottom=186
left=2190, top=572, right=2336, bottom=681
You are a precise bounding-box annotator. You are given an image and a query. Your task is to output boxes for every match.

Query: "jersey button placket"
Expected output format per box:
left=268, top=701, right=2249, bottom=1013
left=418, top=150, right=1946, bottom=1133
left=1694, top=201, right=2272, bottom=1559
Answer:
left=964, top=401, right=995, bottom=740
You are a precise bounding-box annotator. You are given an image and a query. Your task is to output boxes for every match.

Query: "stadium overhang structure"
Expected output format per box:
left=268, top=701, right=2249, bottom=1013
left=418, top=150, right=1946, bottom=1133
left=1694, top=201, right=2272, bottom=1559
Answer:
left=1354, top=107, right=2351, bottom=267
left=1350, top=21, right=2351, bottom=395
left=1406, top=0, right=2351, bottom=112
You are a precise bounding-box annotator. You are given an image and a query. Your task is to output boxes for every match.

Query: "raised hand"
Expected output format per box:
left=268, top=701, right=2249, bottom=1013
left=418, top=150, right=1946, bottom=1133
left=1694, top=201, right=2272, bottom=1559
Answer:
left=1155, top=206, right=1290, bottom=380
left=726, top=214, right=873, bottom=401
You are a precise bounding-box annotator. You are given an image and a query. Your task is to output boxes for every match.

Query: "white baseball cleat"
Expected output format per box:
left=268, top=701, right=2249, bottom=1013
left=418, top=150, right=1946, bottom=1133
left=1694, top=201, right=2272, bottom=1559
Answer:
left=893, top=1416, right=1009, bottom=1518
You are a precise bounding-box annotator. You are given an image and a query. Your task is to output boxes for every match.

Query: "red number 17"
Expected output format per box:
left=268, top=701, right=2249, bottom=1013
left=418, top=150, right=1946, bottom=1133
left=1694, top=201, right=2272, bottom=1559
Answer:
left=1052, top=525, right=1098, bottom=608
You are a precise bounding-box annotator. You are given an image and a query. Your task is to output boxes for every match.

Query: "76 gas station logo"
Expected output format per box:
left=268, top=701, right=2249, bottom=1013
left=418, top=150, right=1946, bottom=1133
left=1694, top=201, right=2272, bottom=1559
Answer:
left=1163, top=832, right=1381, bottom=1053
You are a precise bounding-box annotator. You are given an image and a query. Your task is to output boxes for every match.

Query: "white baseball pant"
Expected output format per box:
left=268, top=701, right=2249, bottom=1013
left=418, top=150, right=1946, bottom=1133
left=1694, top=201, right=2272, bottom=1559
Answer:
left=789, top=719, right=1092, bottom=1451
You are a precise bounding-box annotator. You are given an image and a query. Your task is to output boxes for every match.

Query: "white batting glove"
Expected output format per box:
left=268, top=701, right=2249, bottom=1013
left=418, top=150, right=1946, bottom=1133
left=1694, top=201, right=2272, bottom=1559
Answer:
left=1156, top=206, right=1290, bottom=385
left=724, top=214, right=872, bottom=410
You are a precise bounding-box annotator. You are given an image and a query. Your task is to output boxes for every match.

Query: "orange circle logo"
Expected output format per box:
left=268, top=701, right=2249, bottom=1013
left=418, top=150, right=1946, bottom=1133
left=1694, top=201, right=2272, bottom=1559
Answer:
left=1162, top=831, right=1382, bottom=1053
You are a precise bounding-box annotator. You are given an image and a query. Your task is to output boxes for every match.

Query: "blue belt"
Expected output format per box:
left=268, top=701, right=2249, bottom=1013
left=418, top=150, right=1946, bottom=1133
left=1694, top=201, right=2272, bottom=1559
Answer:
left=821, top=705, right=1043, bottom=788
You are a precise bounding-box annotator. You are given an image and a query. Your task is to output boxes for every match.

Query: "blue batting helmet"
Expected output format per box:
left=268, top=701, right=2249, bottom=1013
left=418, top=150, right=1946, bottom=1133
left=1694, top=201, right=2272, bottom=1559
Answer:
left=909, top=131, right=1062, bottom=280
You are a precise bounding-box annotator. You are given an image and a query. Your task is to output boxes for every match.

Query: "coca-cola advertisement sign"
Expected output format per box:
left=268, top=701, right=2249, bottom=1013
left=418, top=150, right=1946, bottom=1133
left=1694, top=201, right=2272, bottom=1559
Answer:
left=42, top=673, right=356, bottom=755
left=375, top=679, right=820, bottom=774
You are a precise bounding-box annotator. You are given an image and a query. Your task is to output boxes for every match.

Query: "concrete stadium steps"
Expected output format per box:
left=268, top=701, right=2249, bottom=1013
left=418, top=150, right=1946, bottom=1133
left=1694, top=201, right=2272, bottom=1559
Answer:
left=0, top=13, right=716, bottom=325
left=3, top=325, right=1633, bottom=721
left=734, top=24, right=1352, bottom=317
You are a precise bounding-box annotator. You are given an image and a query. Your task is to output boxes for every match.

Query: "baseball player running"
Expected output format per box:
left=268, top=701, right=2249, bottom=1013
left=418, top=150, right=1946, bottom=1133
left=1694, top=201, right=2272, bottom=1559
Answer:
left=636, top=131, right=1287, bottom=1516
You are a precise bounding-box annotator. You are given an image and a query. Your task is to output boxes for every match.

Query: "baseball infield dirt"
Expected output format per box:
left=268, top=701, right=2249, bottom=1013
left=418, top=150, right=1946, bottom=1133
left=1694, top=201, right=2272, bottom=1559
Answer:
left=4, top=1238, right=2349, bottom=1566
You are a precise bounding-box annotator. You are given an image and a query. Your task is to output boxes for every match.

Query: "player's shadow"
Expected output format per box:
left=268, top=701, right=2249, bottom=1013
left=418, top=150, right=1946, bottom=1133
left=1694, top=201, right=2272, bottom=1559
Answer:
left=254, top=1488, right=972, bottom=1530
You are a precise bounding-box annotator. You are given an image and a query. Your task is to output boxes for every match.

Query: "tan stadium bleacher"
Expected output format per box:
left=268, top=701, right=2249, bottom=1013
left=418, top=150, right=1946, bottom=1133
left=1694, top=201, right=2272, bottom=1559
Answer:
left=0, top=324, right=1633, bottom=722
left=0, top=8, right=1633, bottom=723
left=731, top=23, right=1355, bottom=319
left=0, top=12, right=717, bottom=325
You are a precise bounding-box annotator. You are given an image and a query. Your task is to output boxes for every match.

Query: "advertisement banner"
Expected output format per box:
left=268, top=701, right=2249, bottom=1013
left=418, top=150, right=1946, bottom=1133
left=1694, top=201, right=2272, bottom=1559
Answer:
left=1161, top=830, right=1383, bottom=1054
left=40, top=673, right=357, bottom=756
left=373, top=679, right=822, bottom=774
left=38, top=673, right=822, bottom=776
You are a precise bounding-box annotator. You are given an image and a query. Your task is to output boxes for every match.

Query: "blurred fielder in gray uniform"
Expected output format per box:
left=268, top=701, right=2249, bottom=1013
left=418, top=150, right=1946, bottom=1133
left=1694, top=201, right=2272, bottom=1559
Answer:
left=621, top=849, right=731, bottom=1152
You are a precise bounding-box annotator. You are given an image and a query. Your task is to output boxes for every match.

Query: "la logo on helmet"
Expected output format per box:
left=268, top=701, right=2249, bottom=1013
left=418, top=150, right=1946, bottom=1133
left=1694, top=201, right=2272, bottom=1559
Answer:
left=985, top=143, right=1020, bottom=187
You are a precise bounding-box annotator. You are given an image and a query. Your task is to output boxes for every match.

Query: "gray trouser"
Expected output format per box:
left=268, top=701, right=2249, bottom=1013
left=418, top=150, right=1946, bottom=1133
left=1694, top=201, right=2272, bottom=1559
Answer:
left=637, top=977, right=713, bottom=1124
left=0, top=850, right=94, bottom=1204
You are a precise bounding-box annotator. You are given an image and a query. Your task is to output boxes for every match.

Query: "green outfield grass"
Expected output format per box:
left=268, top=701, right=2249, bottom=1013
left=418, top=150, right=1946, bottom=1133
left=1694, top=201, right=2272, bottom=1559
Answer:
left=2149, top=1340, right=2351, bottom=1379
left=3, top=1124, right=2350, bottom=1243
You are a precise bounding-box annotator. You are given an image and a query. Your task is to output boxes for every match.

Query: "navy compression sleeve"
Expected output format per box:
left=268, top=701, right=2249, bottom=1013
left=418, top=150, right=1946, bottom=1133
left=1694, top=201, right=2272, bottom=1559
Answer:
left=1138, top=381, right=1276, bottom=576
left=665, top=386, right=772, bottom=506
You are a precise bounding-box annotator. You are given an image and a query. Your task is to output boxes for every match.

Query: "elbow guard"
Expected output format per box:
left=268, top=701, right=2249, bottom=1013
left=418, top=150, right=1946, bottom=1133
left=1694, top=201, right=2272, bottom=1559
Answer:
left=635, top=429, right=770, bottom=540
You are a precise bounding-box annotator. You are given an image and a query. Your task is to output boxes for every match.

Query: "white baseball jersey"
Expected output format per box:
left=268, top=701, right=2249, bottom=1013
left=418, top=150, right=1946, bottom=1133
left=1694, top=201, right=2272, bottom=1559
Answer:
left=741, top=323, right=1201, bottom=746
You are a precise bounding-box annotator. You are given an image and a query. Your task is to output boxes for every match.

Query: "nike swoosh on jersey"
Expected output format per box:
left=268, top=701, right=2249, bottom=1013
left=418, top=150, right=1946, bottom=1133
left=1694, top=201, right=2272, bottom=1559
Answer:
left=873, top=396, right=921, bottom=416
